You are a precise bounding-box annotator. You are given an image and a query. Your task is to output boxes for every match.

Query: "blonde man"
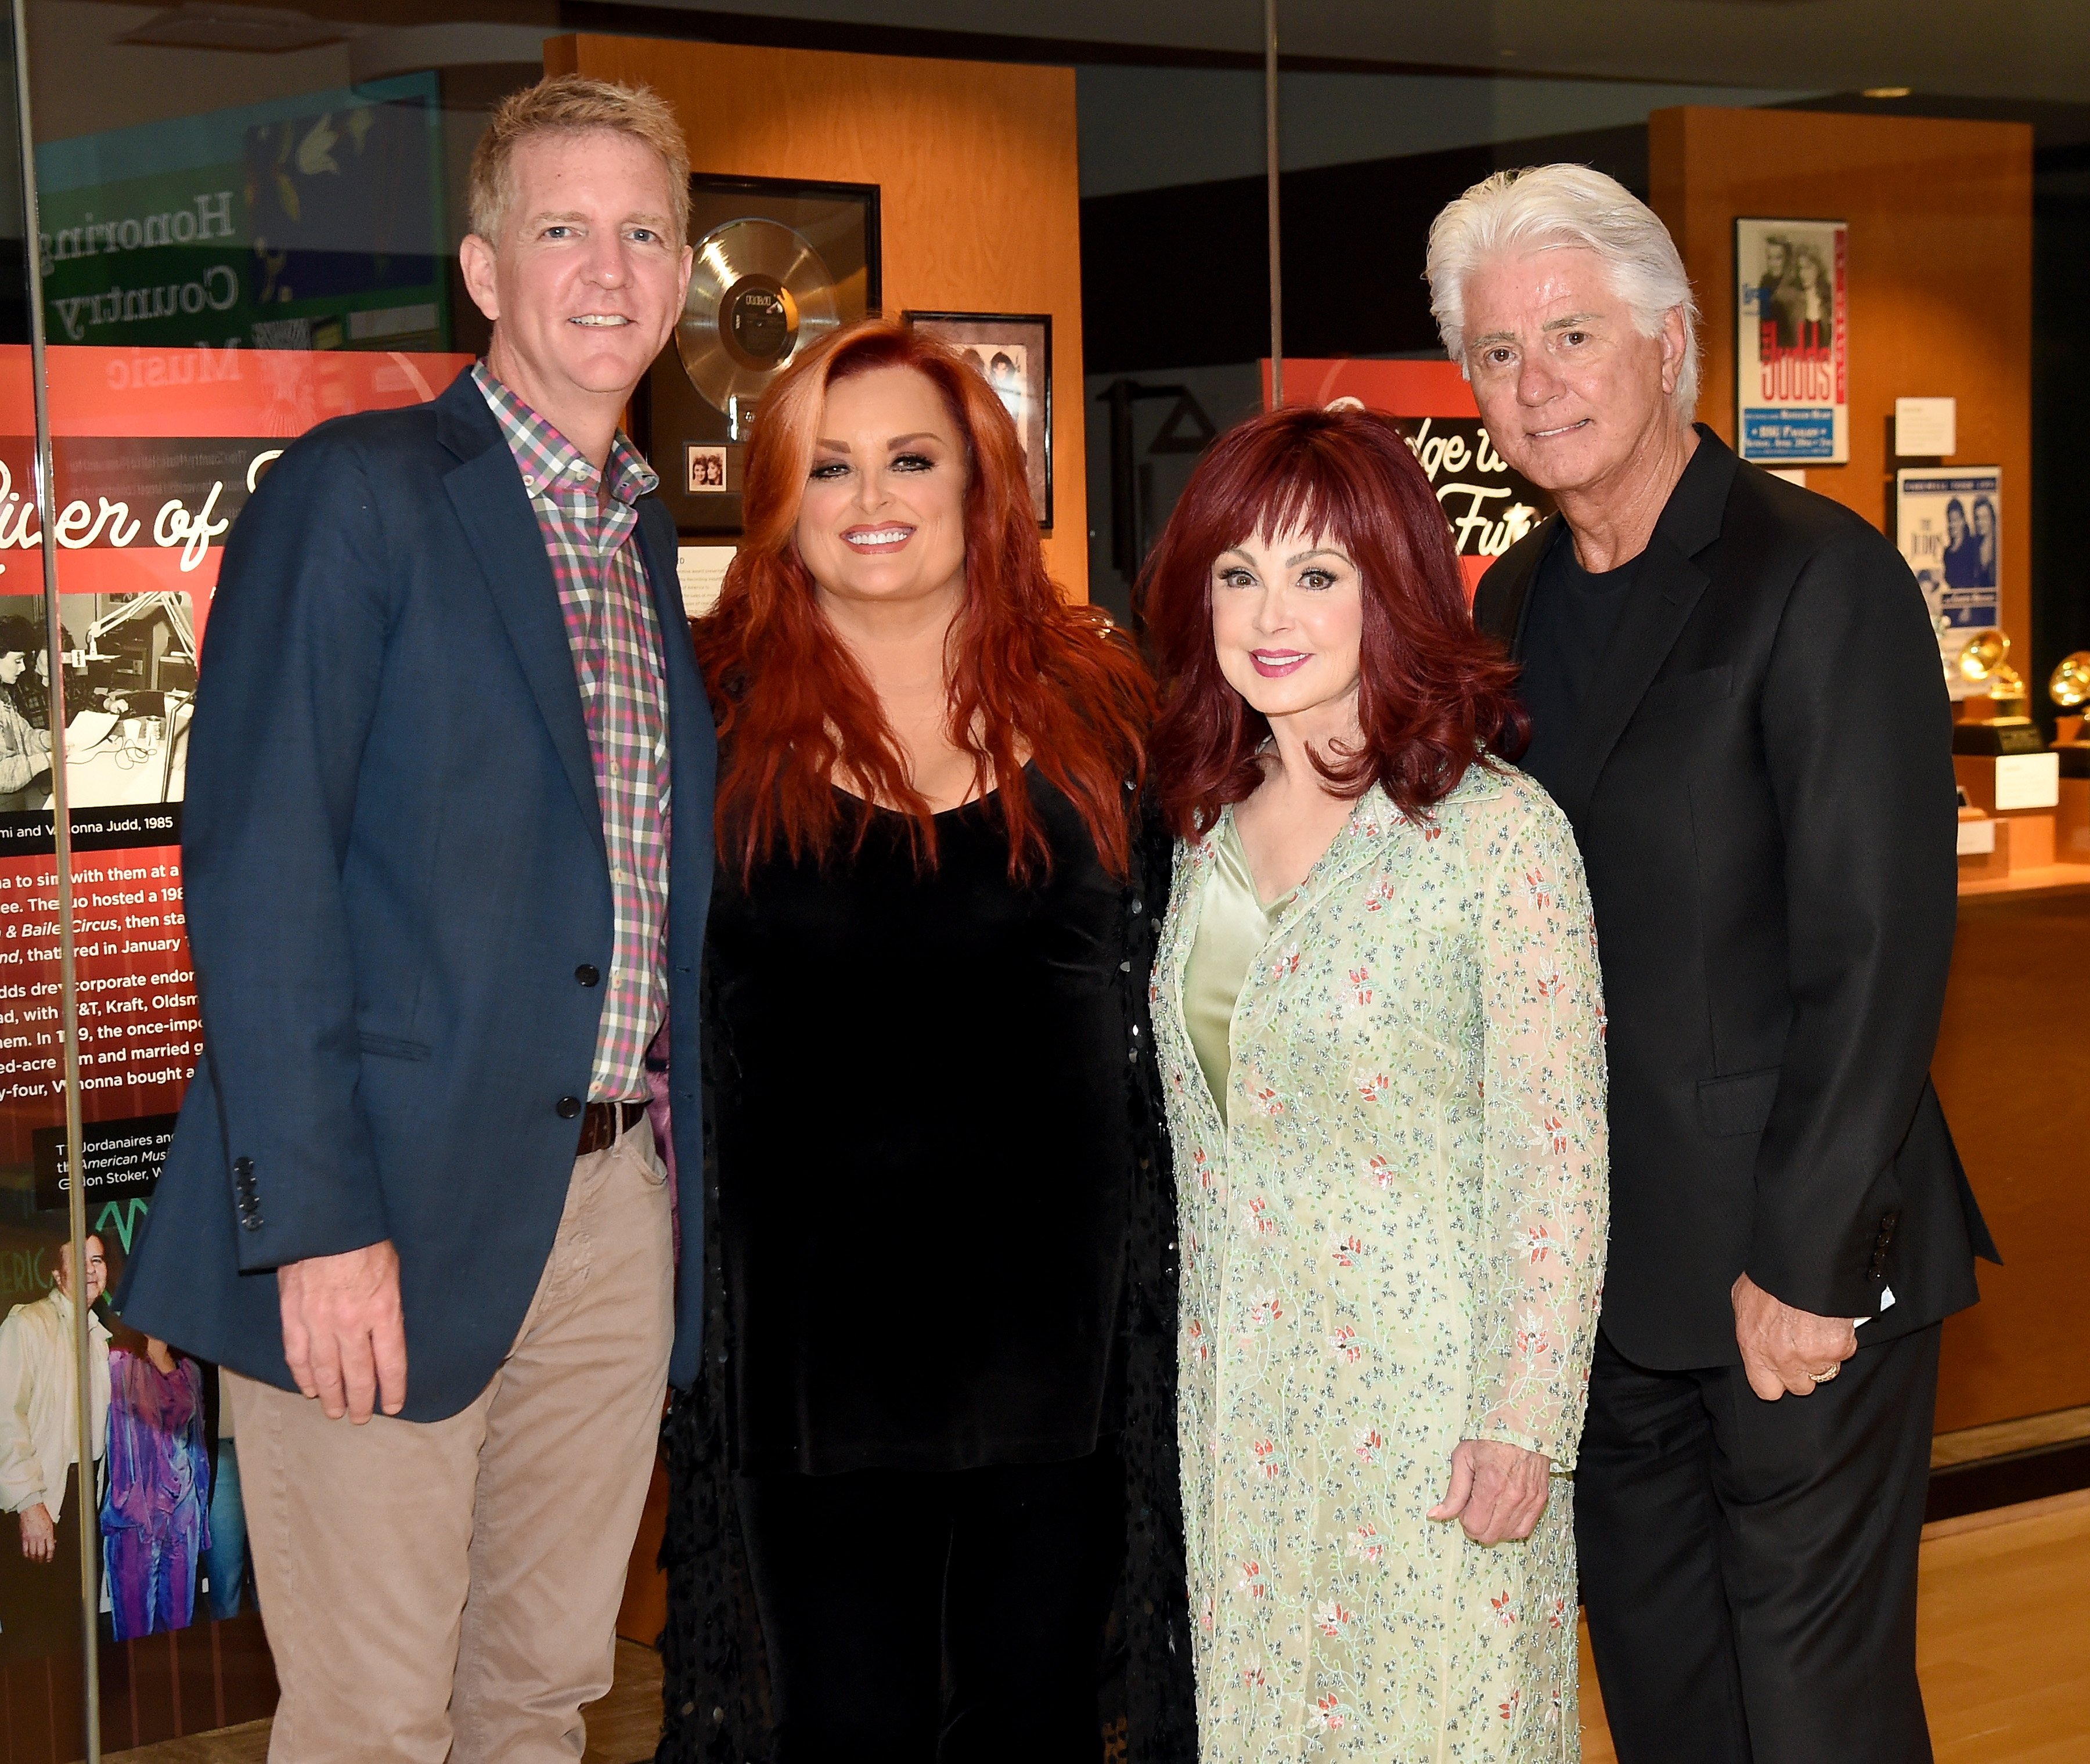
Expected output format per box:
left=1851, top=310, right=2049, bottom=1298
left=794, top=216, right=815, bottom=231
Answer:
left=119, top=77, right=713, bottom=1762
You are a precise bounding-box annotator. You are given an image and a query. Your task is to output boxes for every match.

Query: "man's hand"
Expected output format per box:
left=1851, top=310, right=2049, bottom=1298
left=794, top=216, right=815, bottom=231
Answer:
left=18, top=1502, right=55, bottom=1564
left=278, top=1240, right=408, bottom=1423
left=1732, top=1271, right=1858, bottom=1401
left=1428, top=1439, right=1552, bottom=1545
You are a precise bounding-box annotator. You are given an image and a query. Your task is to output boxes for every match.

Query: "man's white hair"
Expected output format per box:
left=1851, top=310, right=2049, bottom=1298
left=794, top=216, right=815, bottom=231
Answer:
left=1425, top=164, right=1702, bottom=417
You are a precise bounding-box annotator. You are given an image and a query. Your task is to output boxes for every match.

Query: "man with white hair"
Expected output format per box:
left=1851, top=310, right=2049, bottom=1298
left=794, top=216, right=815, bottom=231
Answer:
left=1429, top=164, right=1995, bottom=1762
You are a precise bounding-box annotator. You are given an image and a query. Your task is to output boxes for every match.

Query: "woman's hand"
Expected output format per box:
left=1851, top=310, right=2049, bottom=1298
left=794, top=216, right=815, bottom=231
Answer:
left=1428, top=1439, right=1552, bottom=1544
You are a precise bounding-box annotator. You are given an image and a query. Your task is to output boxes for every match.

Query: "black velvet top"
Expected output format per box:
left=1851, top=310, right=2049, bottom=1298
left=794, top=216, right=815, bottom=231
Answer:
left=708, top=769, right=1134, bottom=1475
left=661, top=774, right=1198, bottom=1764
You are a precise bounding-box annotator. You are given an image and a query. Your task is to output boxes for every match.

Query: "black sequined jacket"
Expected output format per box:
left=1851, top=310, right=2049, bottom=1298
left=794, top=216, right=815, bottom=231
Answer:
left=654, top=802, right=1196, bottom=1764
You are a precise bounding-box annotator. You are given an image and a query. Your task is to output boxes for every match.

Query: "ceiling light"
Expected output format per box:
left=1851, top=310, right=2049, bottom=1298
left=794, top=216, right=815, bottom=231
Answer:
left=120, top=4, right=350, bottom=54
left=1863, top=86, right=1914, bottom=99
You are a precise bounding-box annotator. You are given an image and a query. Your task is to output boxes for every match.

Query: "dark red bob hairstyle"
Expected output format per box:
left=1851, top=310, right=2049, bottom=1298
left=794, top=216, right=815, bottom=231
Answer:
left=696, top=317, right=1152, bottom=882
left=1143, top=403, right=1526, bottom=840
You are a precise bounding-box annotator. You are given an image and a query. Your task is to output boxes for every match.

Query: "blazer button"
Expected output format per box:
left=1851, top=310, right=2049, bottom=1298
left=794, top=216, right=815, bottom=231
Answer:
left=241, top=1214, right=262, bottom=1232
left=575, top=965, right=601, bottom=987
left=233, top=1156, right=253, bottom=1178
left=556, top=1095, right=582, bottom=1120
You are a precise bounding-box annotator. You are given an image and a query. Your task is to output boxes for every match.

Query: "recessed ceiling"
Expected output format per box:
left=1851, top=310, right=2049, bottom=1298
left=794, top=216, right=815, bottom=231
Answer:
left=604, top=0, right=2090, bottom=104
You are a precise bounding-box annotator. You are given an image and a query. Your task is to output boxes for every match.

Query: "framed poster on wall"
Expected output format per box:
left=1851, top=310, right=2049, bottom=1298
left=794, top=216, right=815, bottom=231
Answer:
left=639, top=173, right=881, bottom=537
left=903, top=312, right=1053, bottom=526
left=1898, top=466, right=2002, bottom=697
left=1735, top=217, right=1848, bottom=465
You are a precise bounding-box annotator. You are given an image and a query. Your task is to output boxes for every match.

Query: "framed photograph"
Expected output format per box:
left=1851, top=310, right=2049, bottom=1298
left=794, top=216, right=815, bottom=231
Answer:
left=1734, top=217, right=1848, bottom=465
left=639, top=173, right=881, bottom=536
left=1897, top=467, right=2002, bottom=697
left=685, top=445, right=729, bottom=494
left=903, top=311, right=1053, bottom=527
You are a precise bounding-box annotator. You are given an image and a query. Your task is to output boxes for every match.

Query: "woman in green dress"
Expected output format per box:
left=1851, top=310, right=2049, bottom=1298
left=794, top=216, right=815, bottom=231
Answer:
left=1141, top=405, right=1609, bottom=1761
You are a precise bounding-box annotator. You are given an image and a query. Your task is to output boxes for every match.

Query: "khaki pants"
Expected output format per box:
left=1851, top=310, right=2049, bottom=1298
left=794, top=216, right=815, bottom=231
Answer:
left=229, top=1119, right=673, bottom=1764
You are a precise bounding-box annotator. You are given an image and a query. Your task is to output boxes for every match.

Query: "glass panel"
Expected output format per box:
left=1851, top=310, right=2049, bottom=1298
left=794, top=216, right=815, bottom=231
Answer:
left=15, top=9, right=546, bottom=1754
left=0, top=3, right=98, bottom=1755
left=0, top=2, right=2068, bottom=1755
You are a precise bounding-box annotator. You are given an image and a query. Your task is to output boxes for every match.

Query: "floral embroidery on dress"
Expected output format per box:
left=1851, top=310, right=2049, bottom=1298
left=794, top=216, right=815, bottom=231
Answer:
left=1156, top=767, right=1609, bottom=1762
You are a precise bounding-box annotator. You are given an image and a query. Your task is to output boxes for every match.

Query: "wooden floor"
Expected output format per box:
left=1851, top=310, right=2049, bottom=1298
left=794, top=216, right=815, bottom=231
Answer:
left=102, top=1641, right=665, bottom=1764
left=102, top=1491, right=2090, bottom=1762
left=1580, top=1488, right=2090, bottom=1762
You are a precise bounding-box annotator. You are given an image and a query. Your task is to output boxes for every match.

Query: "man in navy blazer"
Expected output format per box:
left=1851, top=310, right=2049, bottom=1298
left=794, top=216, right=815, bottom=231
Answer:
left=119, top=77, right=711, bottom=1762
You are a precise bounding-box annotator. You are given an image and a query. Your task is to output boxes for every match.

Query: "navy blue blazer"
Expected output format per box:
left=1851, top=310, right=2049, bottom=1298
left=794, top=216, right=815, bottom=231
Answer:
left=118, top=370, right=716, bottom=1421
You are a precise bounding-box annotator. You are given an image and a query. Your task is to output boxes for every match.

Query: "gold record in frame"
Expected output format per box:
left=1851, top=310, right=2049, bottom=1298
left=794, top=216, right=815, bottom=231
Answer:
left=678, top=218, right=842, bottom=422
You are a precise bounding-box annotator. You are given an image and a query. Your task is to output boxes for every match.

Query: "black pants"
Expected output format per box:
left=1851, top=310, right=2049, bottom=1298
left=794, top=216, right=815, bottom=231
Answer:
left=734, top=1446, right=1123, bottom=1764
left=0, top=1464, right=82, bottom=1667
left=1576, top=1323, right=1940, bottom=1764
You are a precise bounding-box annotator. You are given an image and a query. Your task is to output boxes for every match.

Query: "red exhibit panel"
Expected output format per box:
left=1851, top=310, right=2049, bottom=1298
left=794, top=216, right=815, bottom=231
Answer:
left=0, top=347, right=474, bottom=1239
left=1263, top=358, right=1556, bottom=598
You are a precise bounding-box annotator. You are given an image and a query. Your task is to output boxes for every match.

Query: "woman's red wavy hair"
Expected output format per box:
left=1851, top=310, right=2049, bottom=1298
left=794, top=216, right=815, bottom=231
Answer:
left=696, top=317, right=1152, bottom=881
left=1143, top=403, right=1527, bottom=840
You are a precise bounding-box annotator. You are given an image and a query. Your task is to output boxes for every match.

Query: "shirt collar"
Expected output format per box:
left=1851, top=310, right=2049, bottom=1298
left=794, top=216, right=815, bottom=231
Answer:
left=472, top=362, right=660, bottom=506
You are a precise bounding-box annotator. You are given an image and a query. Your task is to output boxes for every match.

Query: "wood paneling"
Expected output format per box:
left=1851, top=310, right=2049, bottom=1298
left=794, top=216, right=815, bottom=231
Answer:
left=1650, top=108, right=2066, bottom=1433
left=1931, top=884, right=2090, bottom=1432
left=1650, top=107, right=2034, bottom=648
left=549, top=33, right=1091, bottom=598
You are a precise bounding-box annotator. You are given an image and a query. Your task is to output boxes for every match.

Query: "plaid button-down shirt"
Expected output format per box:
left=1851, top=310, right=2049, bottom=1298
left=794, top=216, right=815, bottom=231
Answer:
left=476, top=365, right=671, bottom=1103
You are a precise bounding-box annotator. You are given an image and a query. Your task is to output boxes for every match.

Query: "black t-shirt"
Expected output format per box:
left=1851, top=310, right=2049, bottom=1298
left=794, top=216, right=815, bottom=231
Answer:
left=1515, top=529, right=1644, bottom=798
left=707, top=767, right=1133, bottom=1476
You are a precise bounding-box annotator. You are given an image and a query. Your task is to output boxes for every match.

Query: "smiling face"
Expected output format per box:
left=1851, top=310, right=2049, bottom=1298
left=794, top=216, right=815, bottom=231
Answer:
left=1460, top=246, right=1689, bottom=500
left=1209, top=525, right=1364, bottom=735
left=795, top=365, right=970, bottom=616
left=461, top=128, right=693, bottom=445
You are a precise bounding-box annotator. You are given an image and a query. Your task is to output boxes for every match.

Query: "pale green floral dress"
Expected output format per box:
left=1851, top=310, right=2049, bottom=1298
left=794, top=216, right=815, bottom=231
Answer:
left=1154, top=766, right=1609, bottom=1762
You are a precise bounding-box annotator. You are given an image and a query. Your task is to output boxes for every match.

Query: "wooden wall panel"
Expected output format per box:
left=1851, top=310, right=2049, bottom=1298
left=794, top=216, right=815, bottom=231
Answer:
left=1930, top=889, right=2090, bottom=1432
left=1650, top=107, right=2033, bottom=648
left=549, top=34, right=1090, bottom=598
left=1651, top=107, right=2060, bottom=1431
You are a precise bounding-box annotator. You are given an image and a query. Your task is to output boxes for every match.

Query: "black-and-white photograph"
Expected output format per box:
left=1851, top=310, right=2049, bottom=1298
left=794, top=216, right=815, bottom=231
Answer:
left=903, top=312, right=1054, bottom=526
left=0, top=594, right=196, bottom=813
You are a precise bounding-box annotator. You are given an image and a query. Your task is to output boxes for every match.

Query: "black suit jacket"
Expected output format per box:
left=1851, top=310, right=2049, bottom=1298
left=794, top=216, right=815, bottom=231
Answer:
left=1475, top=427, right=1996, bottom=1369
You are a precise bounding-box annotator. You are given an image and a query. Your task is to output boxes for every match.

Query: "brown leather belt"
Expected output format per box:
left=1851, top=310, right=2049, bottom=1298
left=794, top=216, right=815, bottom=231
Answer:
left=577, top=1098, right=648, bottom=1155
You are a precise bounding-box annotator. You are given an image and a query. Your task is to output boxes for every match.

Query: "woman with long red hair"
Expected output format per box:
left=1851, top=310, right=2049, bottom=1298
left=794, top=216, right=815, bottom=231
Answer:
left=659, top=318, right=1194, bottom=1764
left=1140, top=405, right=1609, bottom=1761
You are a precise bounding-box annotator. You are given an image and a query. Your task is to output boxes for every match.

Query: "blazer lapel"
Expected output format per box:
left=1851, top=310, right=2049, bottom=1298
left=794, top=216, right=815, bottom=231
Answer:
left=1547, top=428, right=1739, bottom=823
left=438, top=381, right=603, bottom=852
left=1483, top=515, right=1560, bottom=655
